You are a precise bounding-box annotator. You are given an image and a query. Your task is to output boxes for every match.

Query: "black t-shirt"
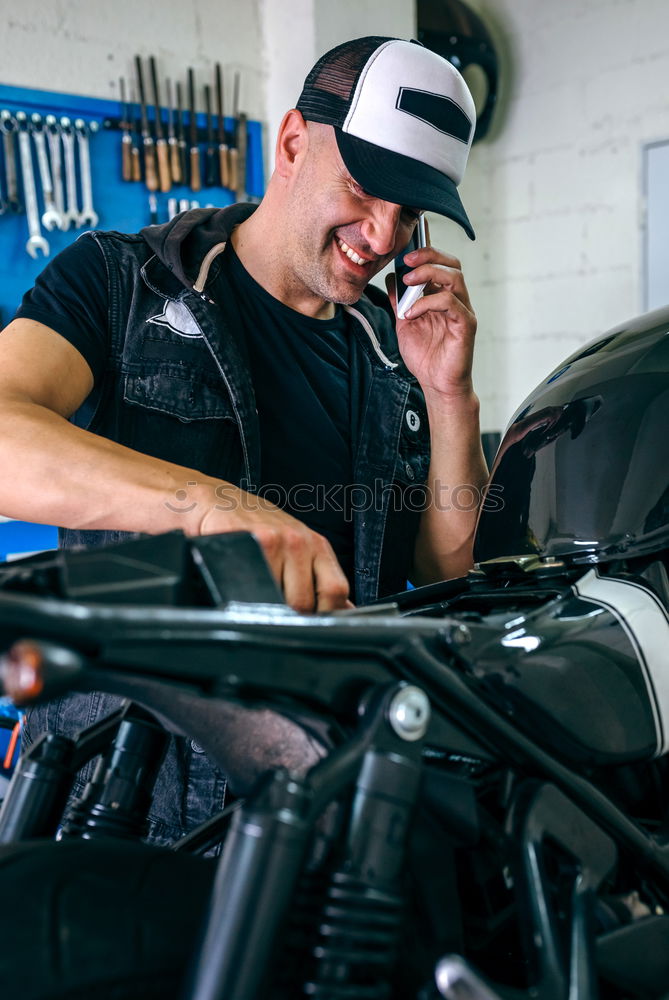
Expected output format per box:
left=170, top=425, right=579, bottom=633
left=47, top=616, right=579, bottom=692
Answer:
left=16, top=233, right=109, bottom=381
left=218, top=244, right=355, bottom=583
left=15, top=235, right=356, bottom=585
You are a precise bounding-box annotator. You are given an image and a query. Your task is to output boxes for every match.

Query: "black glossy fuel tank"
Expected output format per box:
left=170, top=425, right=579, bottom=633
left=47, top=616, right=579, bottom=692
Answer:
left=474, top=307, right=669, bottom=566
left=441, top=567, right=668, bottom=765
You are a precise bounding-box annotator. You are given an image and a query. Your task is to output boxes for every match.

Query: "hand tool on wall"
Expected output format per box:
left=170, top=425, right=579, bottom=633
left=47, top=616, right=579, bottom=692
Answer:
left=0, top=115, right=11, bottom=214
left=30, top=114, right=62, bottom=231
left=60, top=117, right=81, bottom=229
left=230, top=72, right=247, bottom=202
left=15, top=112, right=49, bottom=258
left=236, top=108, right=248, bottom=202
left=149, top=56, right=171, bottom=193
left=74, top=119, right=99, bottom=228
left=119, top=77, right=132, bottom=181
left=204, top=84, right=217, bottom=187
left=135, top=55, right=158, bottom=192
left=129, top=90, right=142, bottom=182
left=215, top=63, right=229, bottom=189
left=188, top=68, right=201, bottom=193
left=165, top=79, right=181, bottom=184
left=0, top=150, right=7, bottom=215
left=45, top=116, right=66, bottom=223
left=0, top=110, right=22, bottom=213
left=176, top=81, right=188, bottom=187
left=227, top=71, right=240, bottom=193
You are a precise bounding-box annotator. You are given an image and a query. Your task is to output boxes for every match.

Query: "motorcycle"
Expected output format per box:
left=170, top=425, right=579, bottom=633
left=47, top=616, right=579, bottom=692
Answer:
left=0, top=305, right=668, bottom=1000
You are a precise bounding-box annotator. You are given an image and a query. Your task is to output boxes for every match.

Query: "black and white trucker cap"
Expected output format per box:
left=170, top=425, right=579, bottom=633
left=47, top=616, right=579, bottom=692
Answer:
left=296, top=36, right=476, bottom=239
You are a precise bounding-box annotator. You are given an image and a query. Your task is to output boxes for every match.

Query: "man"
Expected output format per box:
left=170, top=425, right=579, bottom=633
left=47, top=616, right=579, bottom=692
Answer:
left=0, top=37, right=487, bottom=842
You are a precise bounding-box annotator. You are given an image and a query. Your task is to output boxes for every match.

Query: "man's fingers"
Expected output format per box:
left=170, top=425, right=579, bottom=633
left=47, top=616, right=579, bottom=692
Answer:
left=251, top=524, right=289, bottom=591
left=253, top=522, right=349, bottom=614
left=404, top=244, right=461, bottom=270
left=402, top=287, right=476, bottom=328
left=280, top=532, right=319, bottom=613
left=312, top=546, right=351, bottom=612
left=404, top=263, right=471, bottom=306
left=199, top=487, right=349, bottom=614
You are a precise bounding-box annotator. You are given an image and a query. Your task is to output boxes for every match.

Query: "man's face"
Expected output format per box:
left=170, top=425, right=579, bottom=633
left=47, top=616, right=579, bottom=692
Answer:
left=283, top=123, right=420, bottom=311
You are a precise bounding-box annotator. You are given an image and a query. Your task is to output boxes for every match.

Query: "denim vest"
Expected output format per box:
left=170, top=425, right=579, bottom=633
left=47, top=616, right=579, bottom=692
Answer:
left=23, top=206, right=431, bottom=844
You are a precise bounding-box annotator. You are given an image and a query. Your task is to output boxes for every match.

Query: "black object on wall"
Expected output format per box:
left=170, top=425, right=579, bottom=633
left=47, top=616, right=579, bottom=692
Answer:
left=417, top=0, right=499, bottom=142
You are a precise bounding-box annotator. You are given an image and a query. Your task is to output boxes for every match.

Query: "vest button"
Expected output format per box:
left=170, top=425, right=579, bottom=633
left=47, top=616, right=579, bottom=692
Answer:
left=405, top=409, right=421, bottom=432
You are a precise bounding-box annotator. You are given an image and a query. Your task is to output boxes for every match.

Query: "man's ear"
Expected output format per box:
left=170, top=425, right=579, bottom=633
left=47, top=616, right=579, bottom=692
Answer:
left=274, top=109, right=308, bottom=178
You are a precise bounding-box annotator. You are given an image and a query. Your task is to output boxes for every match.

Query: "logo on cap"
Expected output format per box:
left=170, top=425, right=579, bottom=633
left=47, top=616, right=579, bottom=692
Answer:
left=396, top=87, right=473, bottom=144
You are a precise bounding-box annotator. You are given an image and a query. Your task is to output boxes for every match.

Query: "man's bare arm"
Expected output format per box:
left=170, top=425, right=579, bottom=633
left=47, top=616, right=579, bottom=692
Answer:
left=387, top=245, right=488, bottom=584
left=0, top=319, right=350, bottom=612
left=412, top=391, right=488, bottom=585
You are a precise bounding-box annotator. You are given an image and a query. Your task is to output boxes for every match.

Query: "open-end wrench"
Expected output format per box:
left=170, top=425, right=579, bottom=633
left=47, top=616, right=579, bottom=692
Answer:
left=0, top=110, right=22, bottom=213
left=45, top=115, right=65, bottom=226
left=74, top=118, right=98, bottom=228
left=0, top=156, right=7, bottom=215
left=59, top=117, right=80, bottom=229
left=30, top=113, right=62, bottom=231
left=0, top=115, right=8, bottom=215
left=15, top=112, right=49, bottom=258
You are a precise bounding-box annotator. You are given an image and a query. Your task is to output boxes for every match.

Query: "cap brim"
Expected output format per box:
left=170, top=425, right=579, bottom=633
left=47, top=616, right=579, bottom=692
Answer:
left=335, top=128, right=475, bottom=240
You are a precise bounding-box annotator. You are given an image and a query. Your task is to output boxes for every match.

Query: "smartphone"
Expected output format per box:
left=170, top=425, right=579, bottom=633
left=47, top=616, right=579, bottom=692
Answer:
left=395, top=214, right=427, bottom=320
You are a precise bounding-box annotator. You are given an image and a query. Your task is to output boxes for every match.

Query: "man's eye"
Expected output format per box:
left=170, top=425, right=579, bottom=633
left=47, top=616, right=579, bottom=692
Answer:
left=352, top=182, right=371, bottom=199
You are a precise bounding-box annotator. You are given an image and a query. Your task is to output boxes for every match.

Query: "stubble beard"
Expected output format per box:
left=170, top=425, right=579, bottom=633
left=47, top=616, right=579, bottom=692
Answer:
left=284, top=212, right=367, bottom=308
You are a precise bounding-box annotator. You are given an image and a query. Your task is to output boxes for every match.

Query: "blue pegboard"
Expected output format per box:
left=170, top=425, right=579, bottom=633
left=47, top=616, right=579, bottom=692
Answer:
left=0, top=520, right=58, bottom=559
left=0, top=81, right=265, bottom=324
left=0, top=700, right=22, bottom=789
left=0, top=82, right=264, bottom=557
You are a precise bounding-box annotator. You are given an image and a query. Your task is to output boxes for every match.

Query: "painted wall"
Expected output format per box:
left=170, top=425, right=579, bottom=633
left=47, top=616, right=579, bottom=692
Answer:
left=429, top=0, right=669, bottom=432
left=0, top=0, right=266, bottom=119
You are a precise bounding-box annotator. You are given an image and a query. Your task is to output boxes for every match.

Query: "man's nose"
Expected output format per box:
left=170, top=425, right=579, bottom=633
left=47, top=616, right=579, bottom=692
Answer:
left=360, top=200, right=403, bottom=257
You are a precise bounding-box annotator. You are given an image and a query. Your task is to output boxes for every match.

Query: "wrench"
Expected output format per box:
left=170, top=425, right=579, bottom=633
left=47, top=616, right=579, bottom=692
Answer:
left=45, top=115, right=66, bottom=226
left=0, top=156, right=7, bottom=215
left=74, top=118, right=98, bottom=228
left=59, top=117, right=80, bottom=229
left=0, top=116, right=8, bottom=215
left=0, top=110, right=22, bottom=213
left=30, top=113, right=62, bottom=231
left=15, top=112, right=49, bottom=258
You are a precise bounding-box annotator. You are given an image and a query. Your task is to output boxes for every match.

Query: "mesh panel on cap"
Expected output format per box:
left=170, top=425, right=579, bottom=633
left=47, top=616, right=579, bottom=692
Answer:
left=296, top=36, right=393, bottom=126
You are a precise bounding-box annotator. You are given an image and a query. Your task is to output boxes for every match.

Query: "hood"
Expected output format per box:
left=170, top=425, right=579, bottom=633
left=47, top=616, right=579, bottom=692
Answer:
left=140, top=203, right=257, bottom=291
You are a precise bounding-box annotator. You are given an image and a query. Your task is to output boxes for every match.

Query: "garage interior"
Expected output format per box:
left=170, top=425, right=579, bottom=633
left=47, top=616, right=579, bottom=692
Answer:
left=1, top=2, right=669, bottom=999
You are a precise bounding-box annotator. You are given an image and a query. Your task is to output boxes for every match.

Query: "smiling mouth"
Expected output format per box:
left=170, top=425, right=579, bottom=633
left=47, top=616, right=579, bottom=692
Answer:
left=335, top=237, right=373, bottom=268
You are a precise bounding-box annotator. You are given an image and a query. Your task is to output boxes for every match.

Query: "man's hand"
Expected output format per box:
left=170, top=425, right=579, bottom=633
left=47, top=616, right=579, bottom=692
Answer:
left=192, top=485, right=352, bottom=614
left=386, top=241, right=488, bottom=585
left=386, top=244, right=477, bottom=401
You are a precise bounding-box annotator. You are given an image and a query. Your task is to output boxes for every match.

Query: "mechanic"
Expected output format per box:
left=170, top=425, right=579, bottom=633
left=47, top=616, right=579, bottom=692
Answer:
left=0, top=37, right=487, bottom=843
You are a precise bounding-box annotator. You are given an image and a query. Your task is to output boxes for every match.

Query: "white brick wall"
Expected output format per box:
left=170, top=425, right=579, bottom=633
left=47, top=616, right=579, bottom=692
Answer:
left=429, top=0, right=669, bottom=433
left=0, top=0, right=267, bottom=118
